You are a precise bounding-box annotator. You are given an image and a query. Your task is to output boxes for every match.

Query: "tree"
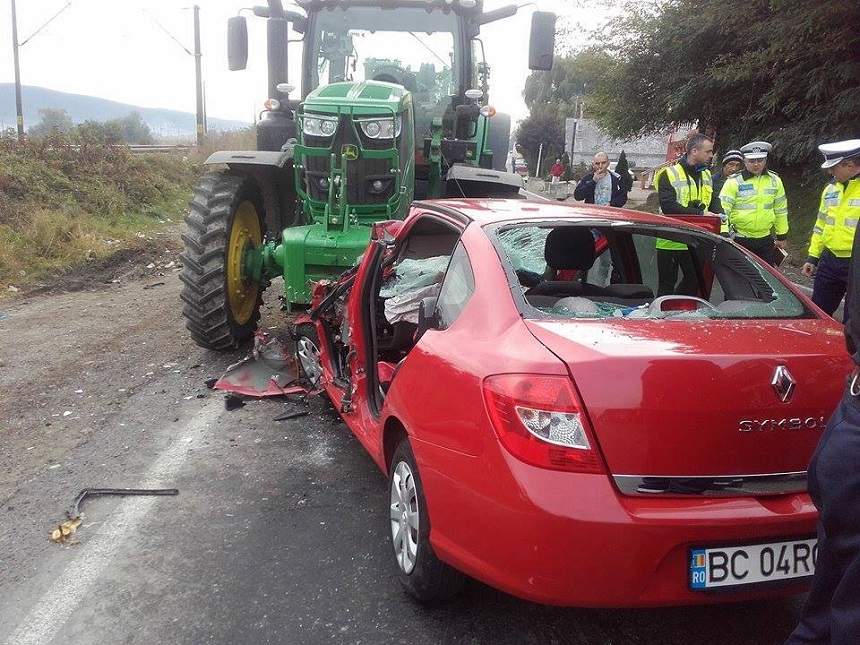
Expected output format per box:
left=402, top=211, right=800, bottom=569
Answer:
left=29, top=108, right=74, bottom=138
left=590, top=0, right=860, bottom=166
left=522, top=48, right=607, bottom=121
left=615, top=150, right=632, bottom=193
left=514, top=106, right=565, bottom=178
left=72, top=112, right=155, bottom=145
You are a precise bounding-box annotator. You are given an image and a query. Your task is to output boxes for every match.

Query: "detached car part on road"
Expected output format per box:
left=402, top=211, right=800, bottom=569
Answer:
left=299, top=199, right=851, bottom=607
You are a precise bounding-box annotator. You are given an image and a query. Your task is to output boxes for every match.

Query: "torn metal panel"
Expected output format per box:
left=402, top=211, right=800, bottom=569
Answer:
left=215, top=332, right=308, bottom=397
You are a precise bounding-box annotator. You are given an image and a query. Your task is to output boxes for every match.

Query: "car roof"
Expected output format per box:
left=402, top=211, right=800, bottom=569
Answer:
left=415, top=198, right=683, bottom=229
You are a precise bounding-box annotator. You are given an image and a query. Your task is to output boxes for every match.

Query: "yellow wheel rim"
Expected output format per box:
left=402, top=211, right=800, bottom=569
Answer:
left=226, top=200, right=262, bottom=325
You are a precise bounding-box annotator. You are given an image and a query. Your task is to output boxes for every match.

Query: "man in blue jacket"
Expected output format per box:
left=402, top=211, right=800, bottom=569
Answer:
left=573, top=152, right=628, bottom=207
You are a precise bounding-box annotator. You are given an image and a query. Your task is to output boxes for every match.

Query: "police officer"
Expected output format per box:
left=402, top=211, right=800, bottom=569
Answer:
left=784, top=141, right=860, bottom=645
left=720, top=141, right=789, bottom=265
left=802, top=140, right=860, bottom=320
left=654, top=133, right=719, bottom=296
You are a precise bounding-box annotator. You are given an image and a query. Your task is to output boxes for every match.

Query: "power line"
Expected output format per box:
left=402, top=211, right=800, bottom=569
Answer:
left=141, top=9, right=194, bottom=57
left=20, top=1, right=73, bottom=47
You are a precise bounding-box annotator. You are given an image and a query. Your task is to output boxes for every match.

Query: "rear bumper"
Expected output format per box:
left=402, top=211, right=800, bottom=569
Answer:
left=424, top=446, right=817, bottom=608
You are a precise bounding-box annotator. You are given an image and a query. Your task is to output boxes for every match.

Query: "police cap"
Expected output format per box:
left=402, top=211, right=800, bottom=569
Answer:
left=740, top=141, right=772, bottom=160
left=818, top=139, right=860, bottom=169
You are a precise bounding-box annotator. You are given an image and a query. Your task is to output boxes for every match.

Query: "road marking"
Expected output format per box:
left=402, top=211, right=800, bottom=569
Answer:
left=5, top=400, right=224, bottom=645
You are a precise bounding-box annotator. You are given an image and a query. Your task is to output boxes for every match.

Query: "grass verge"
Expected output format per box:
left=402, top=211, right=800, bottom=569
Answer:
left=0, top=137, right=198, bottom=294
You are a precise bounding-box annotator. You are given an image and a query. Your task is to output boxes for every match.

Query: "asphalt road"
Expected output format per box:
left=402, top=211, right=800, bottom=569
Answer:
left=0, top=240, right=810, bottom=645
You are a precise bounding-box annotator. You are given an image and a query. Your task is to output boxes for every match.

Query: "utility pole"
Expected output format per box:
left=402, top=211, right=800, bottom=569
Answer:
left=10, top=0, right=24, bottom=139
left=193, top=5, right=205, bottom=147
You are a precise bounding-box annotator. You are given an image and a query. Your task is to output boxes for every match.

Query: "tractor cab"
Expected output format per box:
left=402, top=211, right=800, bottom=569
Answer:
left=180, top=0, right=555, bottom=351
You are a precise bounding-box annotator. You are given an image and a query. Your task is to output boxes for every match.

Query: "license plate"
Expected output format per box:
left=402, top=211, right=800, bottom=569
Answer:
left=690, top=538, right=817, bottom=590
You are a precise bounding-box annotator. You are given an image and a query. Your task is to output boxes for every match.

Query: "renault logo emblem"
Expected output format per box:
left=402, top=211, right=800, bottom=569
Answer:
left=772, top=366, right=796, bottom=403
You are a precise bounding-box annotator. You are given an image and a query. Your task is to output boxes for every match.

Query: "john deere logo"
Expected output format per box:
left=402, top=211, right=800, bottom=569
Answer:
left=342, top=145, right=359, bottom=161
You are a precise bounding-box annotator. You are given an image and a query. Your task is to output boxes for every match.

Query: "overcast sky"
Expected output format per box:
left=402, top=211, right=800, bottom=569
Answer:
left=0, top=1, right=609, bottom=126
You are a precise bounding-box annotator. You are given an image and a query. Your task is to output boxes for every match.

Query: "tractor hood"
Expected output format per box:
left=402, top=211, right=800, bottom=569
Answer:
left=303, top=81, right=411, bottom=117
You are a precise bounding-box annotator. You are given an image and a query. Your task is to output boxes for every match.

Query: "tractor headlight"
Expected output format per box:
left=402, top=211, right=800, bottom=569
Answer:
left=357, top=116, right=401, bottom=140
left=303, top=115, right=338, bottom=137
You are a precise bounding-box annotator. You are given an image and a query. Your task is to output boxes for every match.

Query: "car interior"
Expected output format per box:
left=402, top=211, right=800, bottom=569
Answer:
left=371, top=217, right=461, bottom=394
left=496, top=223, right=808, bottom=320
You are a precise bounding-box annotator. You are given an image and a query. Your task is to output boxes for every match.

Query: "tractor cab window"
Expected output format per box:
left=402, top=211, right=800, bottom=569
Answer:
left=309, top=7, right=462, bottom=141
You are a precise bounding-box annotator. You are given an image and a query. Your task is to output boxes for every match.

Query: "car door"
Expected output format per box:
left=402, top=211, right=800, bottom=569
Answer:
left=383, top=236, right=485, bottom=457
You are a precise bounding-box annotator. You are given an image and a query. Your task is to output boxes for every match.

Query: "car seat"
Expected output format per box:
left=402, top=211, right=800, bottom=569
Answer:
left=525, top=227, right=654, bottom=301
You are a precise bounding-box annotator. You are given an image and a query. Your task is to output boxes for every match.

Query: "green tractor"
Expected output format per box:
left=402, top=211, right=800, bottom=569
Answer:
left=180, top=0, right=555, bottom=350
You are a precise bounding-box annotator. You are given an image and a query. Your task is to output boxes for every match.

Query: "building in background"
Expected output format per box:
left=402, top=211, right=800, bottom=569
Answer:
left=565, top=118, right=670, bottom=171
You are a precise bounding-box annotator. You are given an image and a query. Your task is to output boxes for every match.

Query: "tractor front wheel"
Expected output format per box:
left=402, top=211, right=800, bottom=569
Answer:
left=180, top=172, right=266, bottom=350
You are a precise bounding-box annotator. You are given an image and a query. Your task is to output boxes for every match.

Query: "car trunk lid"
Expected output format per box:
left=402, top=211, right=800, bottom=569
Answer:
left=525, top=318, right=850, bottom=480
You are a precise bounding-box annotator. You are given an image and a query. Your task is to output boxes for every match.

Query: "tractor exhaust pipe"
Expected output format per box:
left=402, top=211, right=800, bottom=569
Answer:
left=267, top=15, right=289, bottom=100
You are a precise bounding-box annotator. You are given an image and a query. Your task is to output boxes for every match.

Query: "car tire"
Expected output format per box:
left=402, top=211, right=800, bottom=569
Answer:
left=389, top=439, right=465, bottom=604
left=293, top=323, right=323, bottom=389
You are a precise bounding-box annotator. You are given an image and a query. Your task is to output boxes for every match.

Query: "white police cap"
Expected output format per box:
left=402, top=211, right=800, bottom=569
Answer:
left=818, top=139, right=860, bottom=169
left=740, top=141, right=772, bottom=160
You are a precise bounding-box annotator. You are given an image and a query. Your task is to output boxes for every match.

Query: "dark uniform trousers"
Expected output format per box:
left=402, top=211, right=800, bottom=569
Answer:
left=735, top=236, right=777, bottom=266
left=656, top=250, right=698, bottom=297
left=812, top=250, right=851, bottom=321
left=785, top=388, right=860, bottom=644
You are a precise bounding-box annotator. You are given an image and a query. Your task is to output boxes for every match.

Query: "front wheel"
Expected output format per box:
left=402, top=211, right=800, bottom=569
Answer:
left=293, top=323, right=323, bottom=389
left=389, top=439, right=465, bottom=604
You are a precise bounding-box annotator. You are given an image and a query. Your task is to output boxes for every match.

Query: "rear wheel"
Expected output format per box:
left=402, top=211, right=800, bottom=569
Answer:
left=180, top=172, right=266, bottom=350
left=389, top=439, right=465, bottom=604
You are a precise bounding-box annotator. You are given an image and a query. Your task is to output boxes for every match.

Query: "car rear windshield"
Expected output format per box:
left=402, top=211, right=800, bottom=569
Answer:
left=489, top=222, right=810, bottom=321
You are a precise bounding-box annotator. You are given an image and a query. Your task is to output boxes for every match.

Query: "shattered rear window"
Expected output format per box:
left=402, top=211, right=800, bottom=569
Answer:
left=491, top=222, right=810, bottom=321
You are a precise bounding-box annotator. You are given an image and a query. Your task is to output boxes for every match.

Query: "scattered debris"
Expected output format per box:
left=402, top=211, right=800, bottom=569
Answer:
left=273, top=410, right=310, bottom=422
left=225, top=394, right=245, bottom=411
left=145, top=263, right=156, bottom=269
left=50, top=517, right=82, bottom=544
left=143, top=282, right=166, bottom=290
left=51, top=488, right=179, bottom=543
left=0, top=311, right=7, bottom=321
left=204, top=377, right=218, bottom=389
left=163, top=261, right=175, bottom=269
left=214, top=332, right=306, bottom=398
left=7, top=285, right=19, bottom=293
left=62, top=411, right=72, bottom=417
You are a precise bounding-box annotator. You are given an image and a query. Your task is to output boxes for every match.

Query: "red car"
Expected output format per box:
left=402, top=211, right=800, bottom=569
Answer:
left=296, top=199, right=851, bottom=607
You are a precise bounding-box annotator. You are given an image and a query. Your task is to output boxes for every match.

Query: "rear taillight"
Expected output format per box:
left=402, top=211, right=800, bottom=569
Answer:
left=482, top=374, right=605, bottom=474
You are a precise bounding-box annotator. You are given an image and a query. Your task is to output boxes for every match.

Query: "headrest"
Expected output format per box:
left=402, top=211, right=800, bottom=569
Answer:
left=544, top=227, right=595, bottom=271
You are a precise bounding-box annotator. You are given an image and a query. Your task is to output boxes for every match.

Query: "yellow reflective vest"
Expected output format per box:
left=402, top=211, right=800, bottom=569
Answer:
left=719, top=170, right=789, bottom=238
left=656, top=163, right=713, bottom=251
left=808, top=176, right=860, bottom=260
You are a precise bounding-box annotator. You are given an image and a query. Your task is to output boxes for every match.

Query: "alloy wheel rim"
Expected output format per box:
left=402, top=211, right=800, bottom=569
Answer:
left=296, top=336, right=322, bottom=387
left=390, top=460, right=420, bottom=574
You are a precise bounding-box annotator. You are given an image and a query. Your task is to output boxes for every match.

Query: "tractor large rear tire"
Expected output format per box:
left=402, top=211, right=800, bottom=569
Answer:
left=180, top=172, right=266, bottom=351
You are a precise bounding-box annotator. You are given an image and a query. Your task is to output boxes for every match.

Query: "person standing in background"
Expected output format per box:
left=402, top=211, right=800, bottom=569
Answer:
left=573, top=152, right=627, bottom=207
left=802, top=139, right=860, bottom=320
left=711, top=149, right=744, bottom=213
left=654, top=134, right=719, bottom=296
left=719, top=141, right=789, bottom=265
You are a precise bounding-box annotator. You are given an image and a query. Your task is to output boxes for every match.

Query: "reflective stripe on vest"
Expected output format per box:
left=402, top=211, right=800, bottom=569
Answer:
left=657, top=163, right=713, bottom=251
left=808, top=177, right=860, bottom=260
left=722, top=171, right=788, bottom=238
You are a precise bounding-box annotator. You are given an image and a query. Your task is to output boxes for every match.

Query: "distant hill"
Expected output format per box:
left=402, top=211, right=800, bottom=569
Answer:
left=0, top=84, right=249, bottom=139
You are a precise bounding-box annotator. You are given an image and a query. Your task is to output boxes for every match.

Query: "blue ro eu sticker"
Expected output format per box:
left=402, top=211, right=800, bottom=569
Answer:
left=690, top=549, right=707, bottom=589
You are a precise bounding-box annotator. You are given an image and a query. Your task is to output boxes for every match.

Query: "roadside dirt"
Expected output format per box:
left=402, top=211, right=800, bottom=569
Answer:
left=0, top=226, right=282, bottom=504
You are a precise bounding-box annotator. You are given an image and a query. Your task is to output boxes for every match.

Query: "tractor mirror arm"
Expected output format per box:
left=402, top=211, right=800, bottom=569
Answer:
left=478, top=4, right=518, bottom=25
left=253, top=3, right=306, bottom=32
